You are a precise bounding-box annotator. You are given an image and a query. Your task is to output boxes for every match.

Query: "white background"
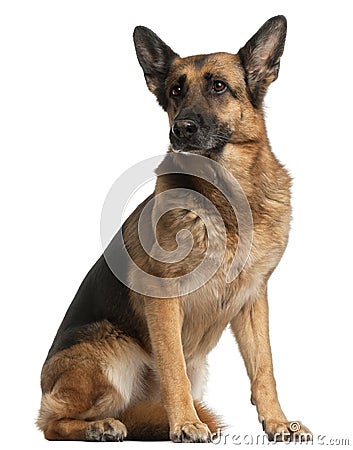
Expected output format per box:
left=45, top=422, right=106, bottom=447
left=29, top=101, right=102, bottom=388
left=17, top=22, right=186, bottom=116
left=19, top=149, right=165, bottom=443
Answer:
left=1, top=0, right=352, bottom=448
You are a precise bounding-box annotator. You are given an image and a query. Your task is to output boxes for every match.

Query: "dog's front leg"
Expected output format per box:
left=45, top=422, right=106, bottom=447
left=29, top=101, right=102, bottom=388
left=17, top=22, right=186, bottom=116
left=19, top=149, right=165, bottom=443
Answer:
left=230, top=285, right=312, bottom=442
left=145, top=297, right=212, bottom=443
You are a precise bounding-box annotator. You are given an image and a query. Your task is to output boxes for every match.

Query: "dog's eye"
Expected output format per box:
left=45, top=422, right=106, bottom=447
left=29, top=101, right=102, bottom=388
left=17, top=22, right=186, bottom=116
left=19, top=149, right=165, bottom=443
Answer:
left=170, top=85, right=182, bottom=97
left=212, top=81, right=227, bottom=94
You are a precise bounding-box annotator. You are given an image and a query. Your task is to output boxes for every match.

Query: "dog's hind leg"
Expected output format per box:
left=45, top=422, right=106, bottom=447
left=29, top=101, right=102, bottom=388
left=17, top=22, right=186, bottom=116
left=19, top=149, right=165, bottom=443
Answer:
left=39, top=376, right=128, bottom=441
left=37, top=326, right=150, bottom=441
left=44, top=416, right=127, bottom=441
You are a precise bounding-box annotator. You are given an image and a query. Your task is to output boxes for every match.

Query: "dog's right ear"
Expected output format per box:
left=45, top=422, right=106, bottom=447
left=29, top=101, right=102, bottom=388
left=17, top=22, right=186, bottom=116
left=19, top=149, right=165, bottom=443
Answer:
left=133, top=27, right=179, bottom=110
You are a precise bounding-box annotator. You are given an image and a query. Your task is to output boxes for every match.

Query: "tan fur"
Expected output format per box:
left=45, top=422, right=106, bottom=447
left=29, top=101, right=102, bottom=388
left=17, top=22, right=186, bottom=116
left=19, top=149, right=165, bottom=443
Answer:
left=120, top=400, right=222, bottom=441
left=38, top=19, right=312, bottom=443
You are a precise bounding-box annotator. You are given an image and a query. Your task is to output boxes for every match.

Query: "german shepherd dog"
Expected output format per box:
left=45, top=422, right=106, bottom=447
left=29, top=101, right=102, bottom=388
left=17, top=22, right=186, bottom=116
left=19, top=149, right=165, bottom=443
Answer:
left=37, top=16, right=312, bottom=442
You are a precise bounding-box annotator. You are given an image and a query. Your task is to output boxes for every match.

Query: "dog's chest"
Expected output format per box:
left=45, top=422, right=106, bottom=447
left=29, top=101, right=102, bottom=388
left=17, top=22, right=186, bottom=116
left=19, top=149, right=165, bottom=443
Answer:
left=151, top=169, right=290, bottom=359
left=178, top=210, right=286, bottom=360
left=180, top=257, right=263, bottom=359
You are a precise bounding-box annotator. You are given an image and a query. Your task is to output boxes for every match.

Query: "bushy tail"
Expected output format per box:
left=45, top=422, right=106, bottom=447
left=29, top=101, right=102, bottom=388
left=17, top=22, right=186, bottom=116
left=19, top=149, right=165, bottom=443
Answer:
left=120, top=400, right=224, bottom=441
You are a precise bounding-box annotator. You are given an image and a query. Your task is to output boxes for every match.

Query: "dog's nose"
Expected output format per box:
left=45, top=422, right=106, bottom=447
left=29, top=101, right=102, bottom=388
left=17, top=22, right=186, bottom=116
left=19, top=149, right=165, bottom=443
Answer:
left=172, top=119, right=198, bottom=141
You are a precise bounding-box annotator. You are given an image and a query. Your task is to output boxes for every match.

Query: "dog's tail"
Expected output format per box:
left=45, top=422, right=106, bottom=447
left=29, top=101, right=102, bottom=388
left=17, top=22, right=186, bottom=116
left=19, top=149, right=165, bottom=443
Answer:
left=120, top=400, right=224, bottom=441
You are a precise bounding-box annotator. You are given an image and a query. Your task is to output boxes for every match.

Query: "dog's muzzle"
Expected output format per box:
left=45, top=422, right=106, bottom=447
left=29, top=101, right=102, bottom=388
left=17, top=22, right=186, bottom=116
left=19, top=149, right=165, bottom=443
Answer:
left=169, top=116, right=209, bottom=152
left=169, top=113, right=231, bottom=153
left=171, top=119, right=199, bottom=142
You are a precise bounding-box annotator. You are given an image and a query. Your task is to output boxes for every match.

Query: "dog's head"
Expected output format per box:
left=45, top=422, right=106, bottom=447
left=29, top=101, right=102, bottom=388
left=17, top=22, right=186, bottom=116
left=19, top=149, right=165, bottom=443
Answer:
left=133, top=16, right=286, bottom=155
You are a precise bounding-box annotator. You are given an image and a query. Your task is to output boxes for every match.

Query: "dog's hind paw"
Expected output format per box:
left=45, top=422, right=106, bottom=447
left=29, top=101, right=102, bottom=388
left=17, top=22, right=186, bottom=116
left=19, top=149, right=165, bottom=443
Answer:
left=85, top=418, right=127, bottom=442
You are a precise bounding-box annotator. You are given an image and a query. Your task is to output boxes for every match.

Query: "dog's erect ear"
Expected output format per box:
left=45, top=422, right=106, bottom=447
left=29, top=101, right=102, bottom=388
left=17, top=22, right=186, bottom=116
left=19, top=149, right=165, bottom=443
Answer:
left=238, top=15, right=287, bottom=108
left=133, top=26, right=179, bottom=110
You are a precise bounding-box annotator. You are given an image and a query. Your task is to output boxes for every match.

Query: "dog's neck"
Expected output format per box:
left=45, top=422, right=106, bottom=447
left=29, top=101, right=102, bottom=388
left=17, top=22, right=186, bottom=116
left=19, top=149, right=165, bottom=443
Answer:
left=157, top=135, right=290, bottom=227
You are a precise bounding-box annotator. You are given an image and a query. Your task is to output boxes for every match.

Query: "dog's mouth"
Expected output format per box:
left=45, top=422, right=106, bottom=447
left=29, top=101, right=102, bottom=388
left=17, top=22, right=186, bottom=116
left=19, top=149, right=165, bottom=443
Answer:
left=169, top=123, right=232, bottom=155
left=170, top=142, right=226, bottom=155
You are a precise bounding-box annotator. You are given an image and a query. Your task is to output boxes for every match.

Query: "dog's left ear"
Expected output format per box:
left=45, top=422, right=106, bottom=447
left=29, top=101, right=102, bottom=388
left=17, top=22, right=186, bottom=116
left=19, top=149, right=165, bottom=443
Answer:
left=238, top=15, right=287, bottom=107
left=133, top=26, right=179, bottom=110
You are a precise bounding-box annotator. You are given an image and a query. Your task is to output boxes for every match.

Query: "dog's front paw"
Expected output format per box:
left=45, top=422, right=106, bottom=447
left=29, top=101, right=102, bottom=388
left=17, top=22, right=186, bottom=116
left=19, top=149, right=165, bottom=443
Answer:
left=170, top=421, right=212, bottom=443
left=262, top=419, right=312, bottom=442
